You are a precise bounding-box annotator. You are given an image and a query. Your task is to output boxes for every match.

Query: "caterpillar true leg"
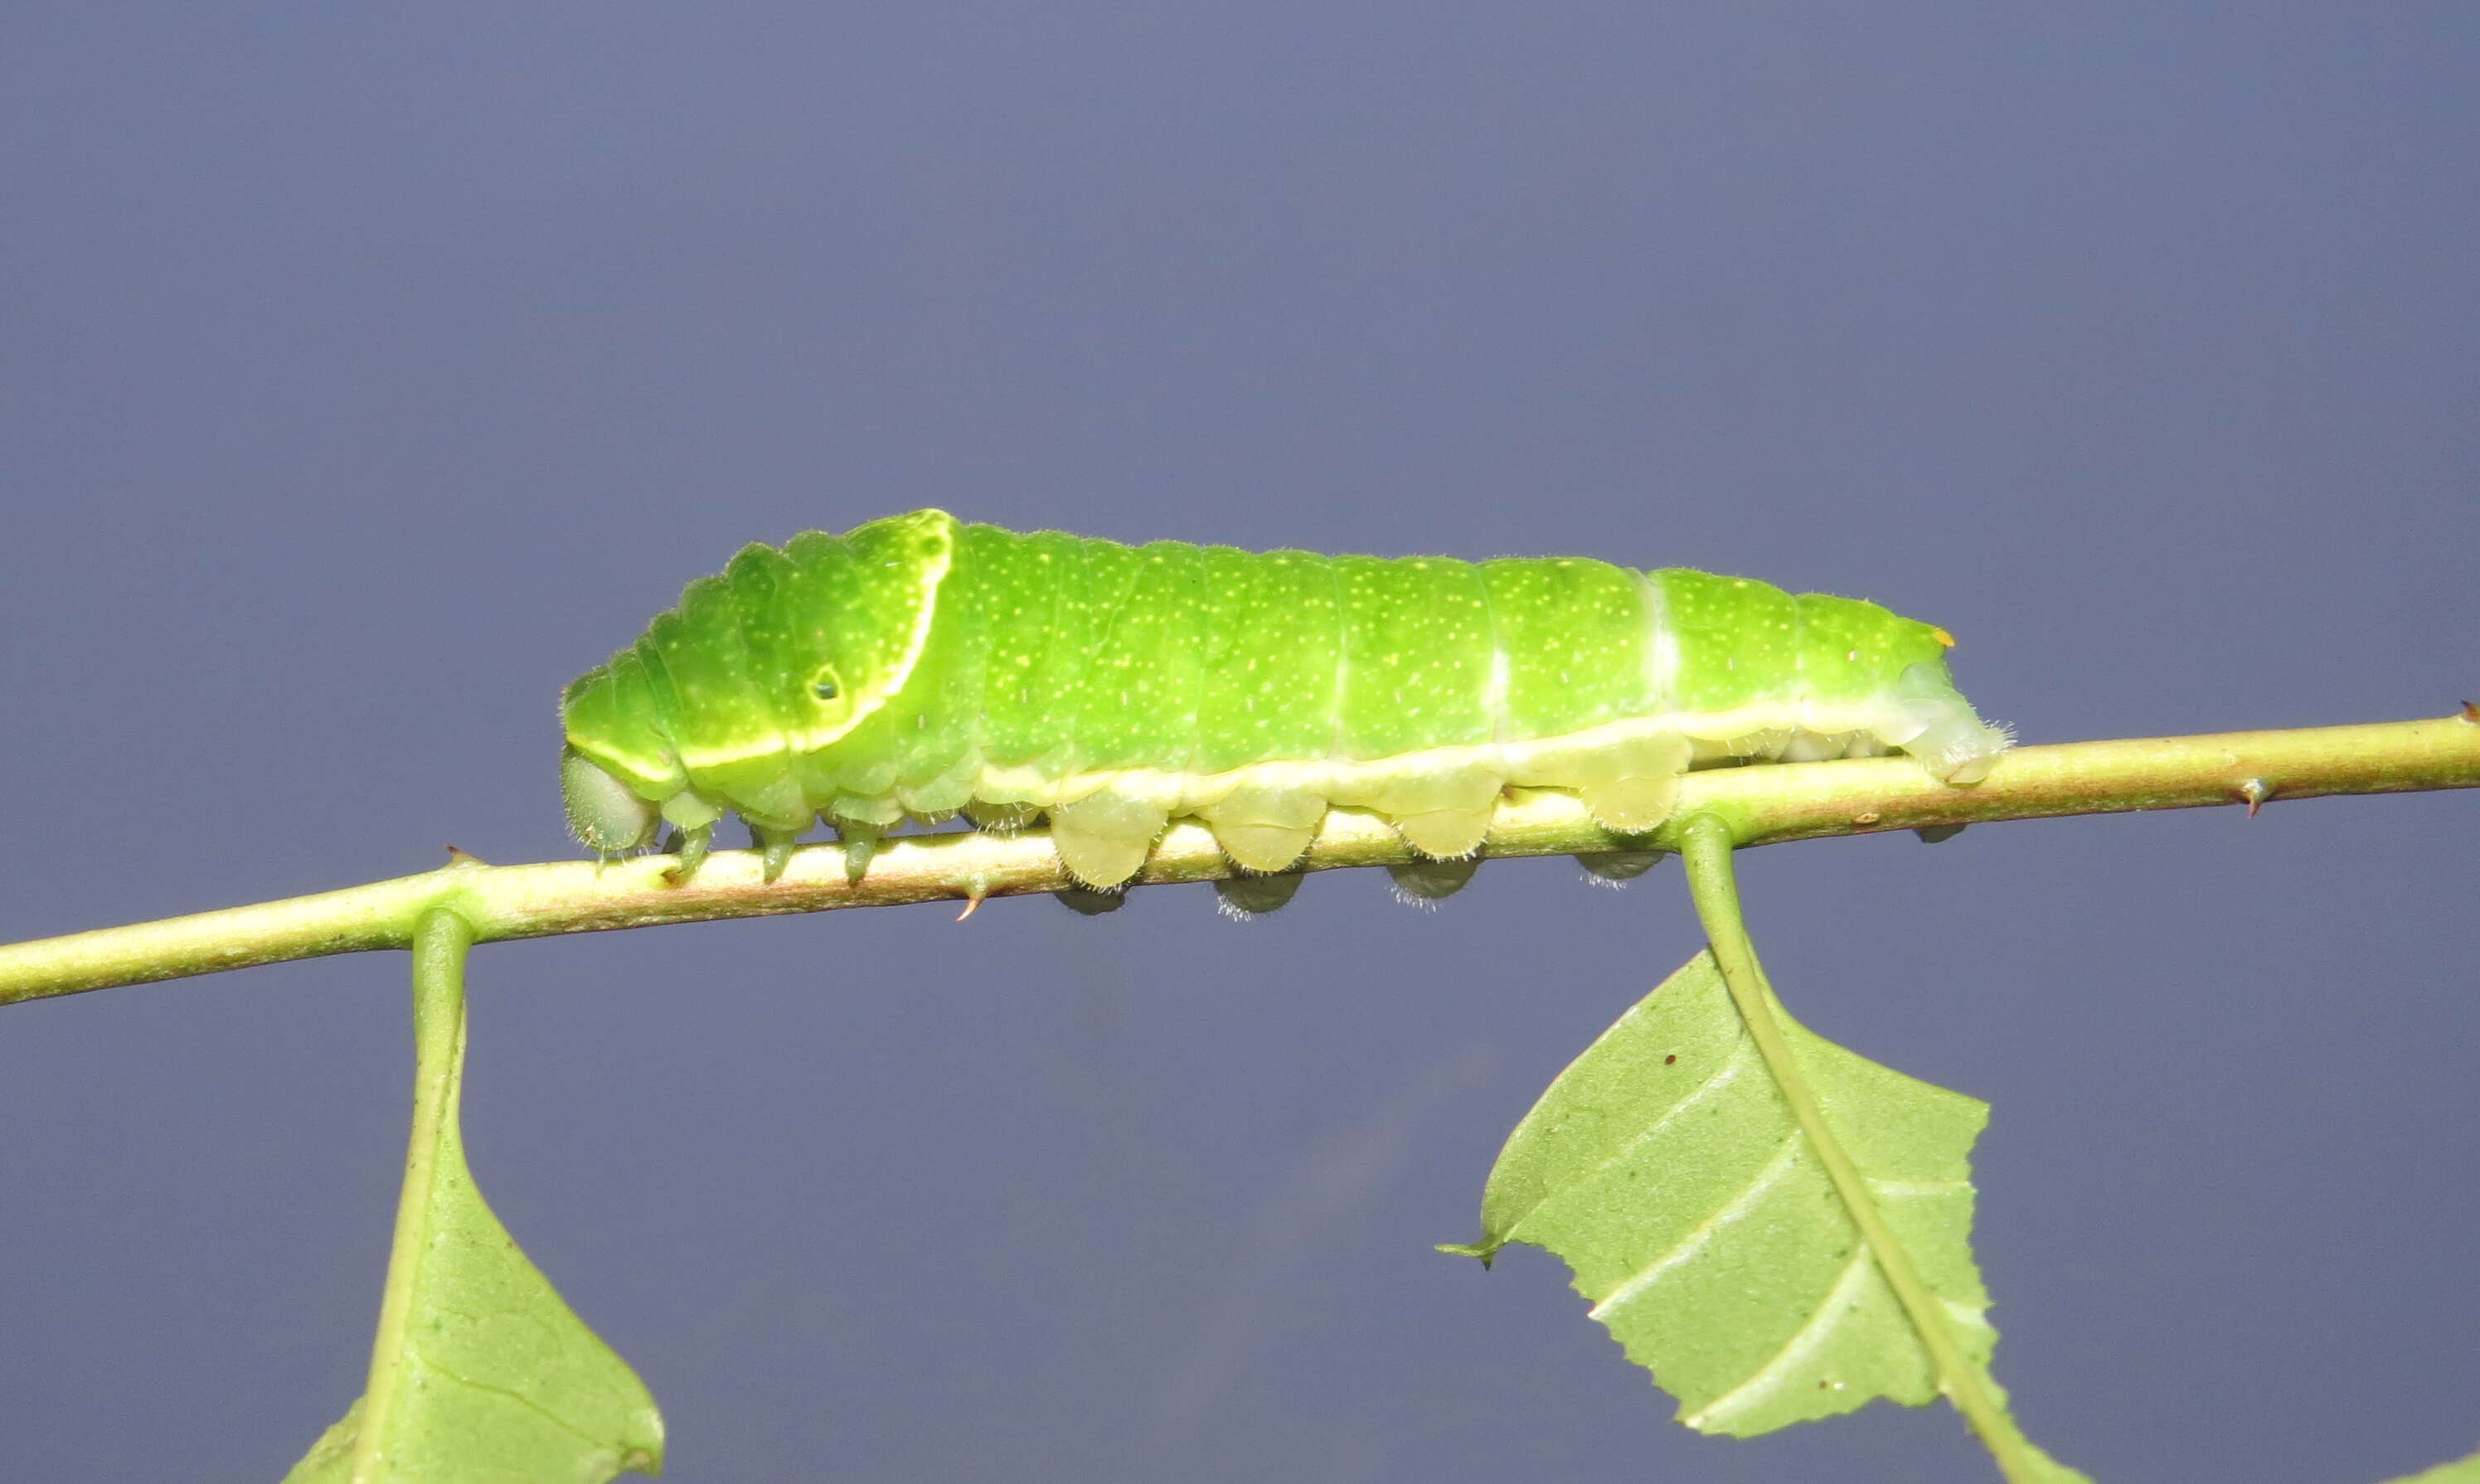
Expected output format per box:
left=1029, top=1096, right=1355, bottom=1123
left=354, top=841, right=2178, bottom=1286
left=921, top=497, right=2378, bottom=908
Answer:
left=661, top=823, right=714, bottom=883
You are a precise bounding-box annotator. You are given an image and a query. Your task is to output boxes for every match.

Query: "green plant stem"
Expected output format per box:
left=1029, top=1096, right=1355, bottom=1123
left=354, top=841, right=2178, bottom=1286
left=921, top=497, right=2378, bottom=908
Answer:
left=1679, top=814, right=2050, bottom=1483
left=3, top=710, right=2475, bottom=1006
left=356, top=905, right=475, bottom=1482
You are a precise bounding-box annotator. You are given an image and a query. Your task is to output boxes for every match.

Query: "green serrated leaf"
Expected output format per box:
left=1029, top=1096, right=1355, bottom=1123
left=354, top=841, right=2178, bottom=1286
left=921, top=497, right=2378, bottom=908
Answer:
left=1452, top=949, right=1999, bottom=1435
left=284, top=909, right=662, bottom=1484
left=2383, top=1448, right=2480, bottom=1483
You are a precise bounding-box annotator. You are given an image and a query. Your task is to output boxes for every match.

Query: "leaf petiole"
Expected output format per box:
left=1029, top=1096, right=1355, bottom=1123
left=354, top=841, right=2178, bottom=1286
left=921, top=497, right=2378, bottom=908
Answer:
left=1677, top=813, right=2084, bottom=1484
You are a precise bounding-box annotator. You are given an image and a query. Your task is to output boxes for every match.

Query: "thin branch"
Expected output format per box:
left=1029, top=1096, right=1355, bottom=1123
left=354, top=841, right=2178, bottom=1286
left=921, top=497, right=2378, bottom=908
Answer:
left=4, top=710, right=2474, bottom=1007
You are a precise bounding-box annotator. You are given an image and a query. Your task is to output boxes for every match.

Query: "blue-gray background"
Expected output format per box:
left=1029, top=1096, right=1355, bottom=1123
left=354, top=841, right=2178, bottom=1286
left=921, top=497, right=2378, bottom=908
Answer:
left=6, top=6, right=2474, bottom=1482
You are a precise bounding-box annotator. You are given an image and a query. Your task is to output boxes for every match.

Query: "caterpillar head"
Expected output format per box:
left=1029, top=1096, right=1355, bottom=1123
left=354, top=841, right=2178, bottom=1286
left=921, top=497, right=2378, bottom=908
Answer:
left=560, top=650, right=678, bottom=852
left=561, top=740, right=662, bottom=852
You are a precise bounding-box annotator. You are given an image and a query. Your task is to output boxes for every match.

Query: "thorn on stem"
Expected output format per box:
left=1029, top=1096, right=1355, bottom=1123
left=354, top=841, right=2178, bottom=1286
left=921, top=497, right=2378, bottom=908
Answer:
left=954, top=895, right=984, bottom=923
left=444, top=846, right=489, bottom=868
left=2237, top=778, right=2273, bottom=818
left=2461, top=700, right=2479, bottom=725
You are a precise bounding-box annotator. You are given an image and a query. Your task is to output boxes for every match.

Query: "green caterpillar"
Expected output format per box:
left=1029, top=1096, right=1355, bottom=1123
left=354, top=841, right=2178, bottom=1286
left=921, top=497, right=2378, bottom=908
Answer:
left=560, top=510, right=2007, bottom=899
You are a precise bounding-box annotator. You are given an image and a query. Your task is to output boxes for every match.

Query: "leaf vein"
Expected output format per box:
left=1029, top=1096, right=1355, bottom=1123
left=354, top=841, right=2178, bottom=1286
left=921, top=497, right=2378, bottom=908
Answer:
left=1683, top=1246, right=1876, bottom=1431
left=1564, top=1041, right=1754, bottom=1186
left=1865, top=1177, right=1967, bottom=1198
left=1587, top=1129, right=1801, bottom=1320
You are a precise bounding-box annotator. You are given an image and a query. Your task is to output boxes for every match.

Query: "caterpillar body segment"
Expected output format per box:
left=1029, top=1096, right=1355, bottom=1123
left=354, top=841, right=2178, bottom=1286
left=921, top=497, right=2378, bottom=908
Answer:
left=561, top=511, right=2007, bottom=894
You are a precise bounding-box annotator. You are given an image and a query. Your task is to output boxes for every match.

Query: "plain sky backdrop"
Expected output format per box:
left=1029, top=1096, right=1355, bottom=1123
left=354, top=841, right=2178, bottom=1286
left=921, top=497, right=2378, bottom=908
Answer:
left=5, top=5, right=2475, bottom=1482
